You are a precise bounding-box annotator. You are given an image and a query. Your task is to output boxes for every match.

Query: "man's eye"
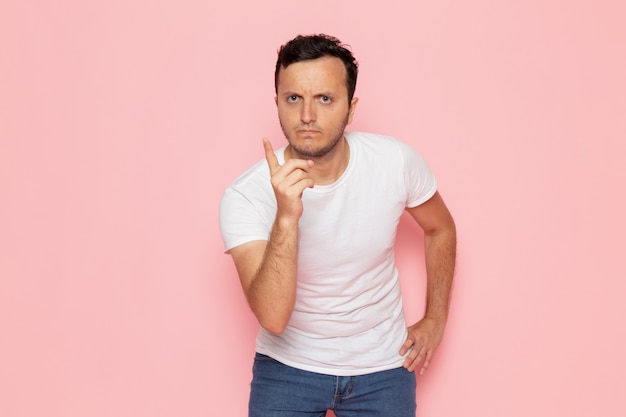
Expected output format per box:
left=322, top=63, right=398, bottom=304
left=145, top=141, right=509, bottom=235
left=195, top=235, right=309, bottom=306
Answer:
left=287, top=95, right=299, bottom=102
left=320, top=96, right=331, bottom=103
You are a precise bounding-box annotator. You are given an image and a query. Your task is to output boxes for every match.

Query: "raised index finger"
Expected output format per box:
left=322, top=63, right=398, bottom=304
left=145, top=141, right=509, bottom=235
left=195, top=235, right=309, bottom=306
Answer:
left=262, top=138, right=280, bottom=174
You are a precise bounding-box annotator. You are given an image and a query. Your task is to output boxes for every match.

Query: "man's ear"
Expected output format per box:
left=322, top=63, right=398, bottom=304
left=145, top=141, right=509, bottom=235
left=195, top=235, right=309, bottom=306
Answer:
left=347, top=97, right=359, bottom=124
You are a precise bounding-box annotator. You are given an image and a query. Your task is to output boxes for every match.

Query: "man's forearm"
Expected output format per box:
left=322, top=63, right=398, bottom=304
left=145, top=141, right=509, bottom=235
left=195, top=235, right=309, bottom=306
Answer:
left=247, top=216, right=299, bottom=334
left=423, top=227, right=456, bottom=323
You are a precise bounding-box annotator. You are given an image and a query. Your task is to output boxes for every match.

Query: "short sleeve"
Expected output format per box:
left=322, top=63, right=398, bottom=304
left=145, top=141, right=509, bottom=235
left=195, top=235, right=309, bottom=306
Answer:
left=398, top=141, right=438, bottom=208
left=219, top=186, right=273, bottom=252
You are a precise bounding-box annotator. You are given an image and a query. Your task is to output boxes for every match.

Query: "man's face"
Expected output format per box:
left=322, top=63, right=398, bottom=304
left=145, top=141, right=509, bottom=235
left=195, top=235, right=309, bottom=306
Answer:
left=275, top=56, right=358, bottom=159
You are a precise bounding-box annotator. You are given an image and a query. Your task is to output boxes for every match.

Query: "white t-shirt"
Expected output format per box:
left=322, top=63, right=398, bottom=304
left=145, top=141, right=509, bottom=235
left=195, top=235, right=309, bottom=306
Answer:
left=219, top=131, right=437, bottom=376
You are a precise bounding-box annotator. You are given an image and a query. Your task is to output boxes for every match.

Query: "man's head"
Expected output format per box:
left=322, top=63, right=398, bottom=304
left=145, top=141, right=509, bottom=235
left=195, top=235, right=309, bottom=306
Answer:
left=275, top=34, right=359, bottom=104
left=274, top=34, right=359, bottom=160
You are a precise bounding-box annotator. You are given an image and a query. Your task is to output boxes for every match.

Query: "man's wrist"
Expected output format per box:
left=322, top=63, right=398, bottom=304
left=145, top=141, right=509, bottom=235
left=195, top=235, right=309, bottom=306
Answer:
left=423, top=313, right=448, bottom=326
left=274, top=213, right=300, bottom=230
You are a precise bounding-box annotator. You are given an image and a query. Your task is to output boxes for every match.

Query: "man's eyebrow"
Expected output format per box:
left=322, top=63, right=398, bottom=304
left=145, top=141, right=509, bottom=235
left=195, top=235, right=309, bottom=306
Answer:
left=279, top=90, right=336, bottom=97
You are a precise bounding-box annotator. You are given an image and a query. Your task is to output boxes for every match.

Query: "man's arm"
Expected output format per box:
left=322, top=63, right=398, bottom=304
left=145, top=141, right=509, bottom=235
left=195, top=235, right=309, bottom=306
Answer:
left=400, top=191, right=457, bottom=374
left=229, top=139, right=314, bottom=334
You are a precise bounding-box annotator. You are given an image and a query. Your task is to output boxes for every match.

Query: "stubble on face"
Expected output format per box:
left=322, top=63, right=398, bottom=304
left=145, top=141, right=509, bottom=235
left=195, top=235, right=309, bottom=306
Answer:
left=279, top=111, right=350, bottom=159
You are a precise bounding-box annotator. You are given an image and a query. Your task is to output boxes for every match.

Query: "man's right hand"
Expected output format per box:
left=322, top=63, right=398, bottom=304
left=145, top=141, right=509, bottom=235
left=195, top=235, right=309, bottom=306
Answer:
left=263, top=138, right=314, bottom=221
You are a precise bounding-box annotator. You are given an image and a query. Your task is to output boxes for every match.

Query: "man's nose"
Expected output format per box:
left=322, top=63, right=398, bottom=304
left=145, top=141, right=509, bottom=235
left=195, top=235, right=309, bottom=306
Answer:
left=301, top=100, right=316, bottom=124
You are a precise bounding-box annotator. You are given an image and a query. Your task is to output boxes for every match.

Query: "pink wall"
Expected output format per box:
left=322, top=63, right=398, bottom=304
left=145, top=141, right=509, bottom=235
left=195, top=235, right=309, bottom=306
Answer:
left=1, top=1, right=625, bottom=416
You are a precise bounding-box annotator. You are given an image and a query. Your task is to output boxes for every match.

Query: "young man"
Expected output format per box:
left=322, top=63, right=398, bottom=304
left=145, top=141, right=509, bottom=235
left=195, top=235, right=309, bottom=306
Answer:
left=219, top=34, right=456, bottom=417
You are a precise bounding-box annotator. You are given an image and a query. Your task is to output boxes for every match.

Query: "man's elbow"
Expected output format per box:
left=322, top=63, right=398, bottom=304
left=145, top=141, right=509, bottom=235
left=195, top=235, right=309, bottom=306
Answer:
left=259, top=318, right=288, bottom=335
left=250, top=297, right=294, bottom=335
left=425, top=220, right=456, bottom=239
left=255, top=310, right=292, bottom=335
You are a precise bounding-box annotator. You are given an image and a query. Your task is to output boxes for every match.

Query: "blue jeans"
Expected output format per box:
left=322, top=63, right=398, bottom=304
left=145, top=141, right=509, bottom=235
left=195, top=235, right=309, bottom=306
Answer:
left=249, top=353, right=416, bottom=417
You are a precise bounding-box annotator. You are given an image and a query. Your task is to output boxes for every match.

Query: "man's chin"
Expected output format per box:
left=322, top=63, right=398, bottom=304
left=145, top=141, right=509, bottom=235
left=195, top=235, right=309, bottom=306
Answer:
left=290, top=145, right=323, bottom=159
left=289, top=144, right=326, bottom=159
left=284, top=130, right=345, bottom=158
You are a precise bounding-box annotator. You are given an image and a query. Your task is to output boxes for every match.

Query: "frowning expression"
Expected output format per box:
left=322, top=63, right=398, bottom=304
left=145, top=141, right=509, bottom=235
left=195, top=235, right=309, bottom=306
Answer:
left=275, top=56, right=358, bottom=159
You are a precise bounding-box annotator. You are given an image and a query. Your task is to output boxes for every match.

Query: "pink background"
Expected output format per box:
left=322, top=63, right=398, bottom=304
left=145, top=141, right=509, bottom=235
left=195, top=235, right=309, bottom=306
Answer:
left=2, top=1, right=625, bottom=416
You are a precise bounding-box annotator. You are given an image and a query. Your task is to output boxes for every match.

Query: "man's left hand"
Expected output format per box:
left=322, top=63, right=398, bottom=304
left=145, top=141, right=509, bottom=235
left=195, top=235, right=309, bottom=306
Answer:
left=400, top=317, right=445, bottom=375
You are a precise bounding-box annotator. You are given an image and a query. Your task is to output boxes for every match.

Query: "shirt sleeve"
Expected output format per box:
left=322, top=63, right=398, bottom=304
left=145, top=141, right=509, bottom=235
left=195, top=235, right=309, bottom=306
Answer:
left=219, top=186, right=273, bottom=252
left=398, top=141, right=438, bottom=208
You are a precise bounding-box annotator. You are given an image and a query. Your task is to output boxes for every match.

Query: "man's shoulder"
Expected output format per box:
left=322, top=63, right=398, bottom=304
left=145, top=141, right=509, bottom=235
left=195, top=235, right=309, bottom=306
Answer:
left=229, top=158, right=268, bottom=189
left=220, top=159, right=275, bottom=213
left=346, top=131, right=405, bottom=156
left=346, top=131, right=397, bottom=143
left=227, top=145, right=287, bottom=191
